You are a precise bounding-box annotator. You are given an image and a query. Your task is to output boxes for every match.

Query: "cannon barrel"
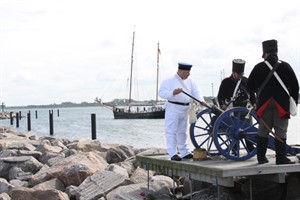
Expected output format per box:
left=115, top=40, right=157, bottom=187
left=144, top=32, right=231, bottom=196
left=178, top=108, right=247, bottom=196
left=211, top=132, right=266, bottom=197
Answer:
left=211, top=105, right=223, bottom=116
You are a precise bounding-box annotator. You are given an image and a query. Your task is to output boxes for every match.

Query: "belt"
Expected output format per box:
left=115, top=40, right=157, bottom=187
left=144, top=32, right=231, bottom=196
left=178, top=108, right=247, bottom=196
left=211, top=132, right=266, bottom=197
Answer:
left=168, top=101, right=190, bottom=106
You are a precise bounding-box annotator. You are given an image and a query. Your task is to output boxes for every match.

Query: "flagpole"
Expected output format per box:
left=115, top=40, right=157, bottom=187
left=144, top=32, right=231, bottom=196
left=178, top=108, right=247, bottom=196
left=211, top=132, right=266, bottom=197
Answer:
left=129, top=30, right=135, bottom=105
left=156, top=41, right=160, bottom=103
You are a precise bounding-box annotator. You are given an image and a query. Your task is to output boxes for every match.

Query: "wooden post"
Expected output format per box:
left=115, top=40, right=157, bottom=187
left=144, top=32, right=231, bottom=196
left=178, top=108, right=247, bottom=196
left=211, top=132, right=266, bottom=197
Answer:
left=16, top=112, right=19, bottom=128
left=10, top=112, right=13, bottom=125
left=49, top=110, right=54, bottom=135
left=35, top=110, right=38, bottom=119
left=27, top=112, right=31, bottom=131
left=91, top=113, right=96, bottom=140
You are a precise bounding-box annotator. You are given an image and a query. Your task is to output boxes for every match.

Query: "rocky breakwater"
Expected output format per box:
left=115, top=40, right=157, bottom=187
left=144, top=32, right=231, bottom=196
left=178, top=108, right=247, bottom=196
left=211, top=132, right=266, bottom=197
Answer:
left=0, top=125, right=300, bottom=200
left=0, top=126, right=175, bottom=200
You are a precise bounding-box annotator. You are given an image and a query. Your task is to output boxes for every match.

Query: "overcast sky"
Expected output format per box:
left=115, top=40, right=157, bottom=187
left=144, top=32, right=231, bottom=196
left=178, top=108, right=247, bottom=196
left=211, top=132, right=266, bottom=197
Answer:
left=1, top=0, right=300, bottom=106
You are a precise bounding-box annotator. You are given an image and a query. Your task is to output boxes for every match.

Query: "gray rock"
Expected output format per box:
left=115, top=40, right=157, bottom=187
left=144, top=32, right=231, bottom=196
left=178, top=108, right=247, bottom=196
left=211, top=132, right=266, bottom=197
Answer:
left=76, top=170, right=132, bottom=200
left=9, top=179, right=29, bottom=188
left=130, top=167, right=155, bottom=184
left=30, top=152, right=108, bottom=187
left=75, top=139, right=105, bottom=152
left=33, top=178, right=65, bottom=192
left=0, top=156, right=43, bottom=180
left=0, top=150, right=17, bottom=158
left=105, top=163, right=129, bottom=178
left=106, top=181, right=173, bottom=200
left=8, top=166, right=32, bottom=181
left=65, top=185, right=78, bottom=200
left=17, top=150, right=42, bottom=160
left=11, top=188, right=70, bottom=200
left=0, top=192, right=11, bottom=200
left=0, top=178, right=14, bottom=193
left=106, top=145, right=135, bottom=164
left=116, top=160, right=136, bottom=176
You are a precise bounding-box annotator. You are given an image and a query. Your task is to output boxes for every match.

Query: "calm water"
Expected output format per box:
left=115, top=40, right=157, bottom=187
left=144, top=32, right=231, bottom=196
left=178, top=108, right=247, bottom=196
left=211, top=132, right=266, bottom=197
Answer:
left=1, top=106, right=299, bottom=149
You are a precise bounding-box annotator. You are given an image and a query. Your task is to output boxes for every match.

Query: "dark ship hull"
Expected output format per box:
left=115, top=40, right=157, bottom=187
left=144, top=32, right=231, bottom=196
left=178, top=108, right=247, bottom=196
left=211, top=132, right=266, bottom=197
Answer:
left=113, top=108, right=165, bottom=119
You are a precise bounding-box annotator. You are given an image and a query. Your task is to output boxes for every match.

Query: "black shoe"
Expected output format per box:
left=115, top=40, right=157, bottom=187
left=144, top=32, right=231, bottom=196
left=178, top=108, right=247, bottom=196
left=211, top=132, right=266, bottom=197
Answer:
left=258, top=157, right=269, bottom=164
left=171, top=155, right=182, bottom=161
left=276, top=157, right=295, bottom=165
left=275, top=138, right=296, bottom=165
left=183, top=153, right=193, bottom=159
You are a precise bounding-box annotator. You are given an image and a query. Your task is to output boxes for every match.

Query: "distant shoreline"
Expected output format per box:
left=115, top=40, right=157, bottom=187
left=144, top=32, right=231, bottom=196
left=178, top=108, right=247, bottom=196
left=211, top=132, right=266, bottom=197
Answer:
left=4, top=102, right=101, bottom=110
left=2, top=96, right=219, bottom=110
left=4, top=95, right=297, bottom=110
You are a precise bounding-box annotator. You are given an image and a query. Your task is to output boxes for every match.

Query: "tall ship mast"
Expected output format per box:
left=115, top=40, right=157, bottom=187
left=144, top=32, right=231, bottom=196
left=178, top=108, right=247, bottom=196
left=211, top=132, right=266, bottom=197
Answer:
left=108, top=31, right=165, bottom=119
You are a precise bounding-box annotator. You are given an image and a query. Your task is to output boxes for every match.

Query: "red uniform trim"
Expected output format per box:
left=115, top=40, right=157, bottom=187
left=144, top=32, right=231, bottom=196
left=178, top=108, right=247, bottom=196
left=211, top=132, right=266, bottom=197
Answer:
left=256, top=99, right=271, bottom=118
left=274, top=100, right=289, bottom=117
left=256, top=98, right=289, bottom=118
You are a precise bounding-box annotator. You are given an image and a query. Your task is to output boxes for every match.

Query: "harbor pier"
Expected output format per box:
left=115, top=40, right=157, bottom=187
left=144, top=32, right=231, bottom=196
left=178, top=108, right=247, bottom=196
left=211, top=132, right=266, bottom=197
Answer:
left=136, top=152, right=300, bottom=199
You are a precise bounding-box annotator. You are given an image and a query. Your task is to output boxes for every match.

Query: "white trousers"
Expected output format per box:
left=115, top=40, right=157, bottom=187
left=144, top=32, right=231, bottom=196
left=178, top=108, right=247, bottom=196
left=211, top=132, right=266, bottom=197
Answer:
left=164, top=103, right=191, bottom=157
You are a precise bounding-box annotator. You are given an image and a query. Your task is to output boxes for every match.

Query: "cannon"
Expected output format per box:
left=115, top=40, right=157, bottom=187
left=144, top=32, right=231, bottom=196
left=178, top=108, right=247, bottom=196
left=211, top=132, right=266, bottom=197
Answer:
left=184, top=91, right=300, bottom=161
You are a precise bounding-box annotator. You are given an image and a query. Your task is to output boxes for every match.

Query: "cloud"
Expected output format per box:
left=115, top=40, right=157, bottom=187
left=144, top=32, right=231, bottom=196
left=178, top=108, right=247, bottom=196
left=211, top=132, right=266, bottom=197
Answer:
left=1, top=0, right=299, bottom=106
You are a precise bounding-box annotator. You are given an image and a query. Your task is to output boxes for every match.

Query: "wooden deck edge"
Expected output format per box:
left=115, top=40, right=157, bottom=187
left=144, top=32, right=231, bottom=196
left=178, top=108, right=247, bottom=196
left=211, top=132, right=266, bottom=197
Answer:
left=136, top=154, right=300, bottom=187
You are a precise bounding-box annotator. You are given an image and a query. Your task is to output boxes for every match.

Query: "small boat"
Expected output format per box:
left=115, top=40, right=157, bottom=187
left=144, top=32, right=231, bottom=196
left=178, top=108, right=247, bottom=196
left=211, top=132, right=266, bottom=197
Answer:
left=106, top=31, right=165, bottom=119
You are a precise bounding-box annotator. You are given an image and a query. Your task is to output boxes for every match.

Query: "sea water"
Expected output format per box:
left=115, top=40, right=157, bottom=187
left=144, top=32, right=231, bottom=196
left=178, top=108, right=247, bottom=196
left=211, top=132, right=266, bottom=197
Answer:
left=0, top=106, right=299, bottom=149
left=0, top=106, right=166, bottom=149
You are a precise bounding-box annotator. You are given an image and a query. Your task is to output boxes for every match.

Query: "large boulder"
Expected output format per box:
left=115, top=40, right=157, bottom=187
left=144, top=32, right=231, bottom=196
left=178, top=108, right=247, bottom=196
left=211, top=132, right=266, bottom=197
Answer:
left=106, top=145, right=135, bottom=164
left=106, top=180, right=173, bottom=199
left=11, top=188, right=69, bottom=200
left=75, top=170, right=132, bottom=200
left=30, top=152, right=108, bottom=187
left=0, top=156, right=43, bottom=180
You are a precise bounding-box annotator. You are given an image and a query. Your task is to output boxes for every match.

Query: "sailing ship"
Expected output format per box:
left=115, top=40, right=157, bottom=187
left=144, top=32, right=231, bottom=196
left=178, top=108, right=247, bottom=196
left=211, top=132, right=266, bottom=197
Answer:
left=106, top=31, right=165, bottom=119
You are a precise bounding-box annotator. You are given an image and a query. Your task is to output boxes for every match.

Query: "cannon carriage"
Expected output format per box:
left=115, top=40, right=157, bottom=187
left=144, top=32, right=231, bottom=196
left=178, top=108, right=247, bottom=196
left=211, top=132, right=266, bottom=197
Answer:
left=188, top=96, right=300, bottom=161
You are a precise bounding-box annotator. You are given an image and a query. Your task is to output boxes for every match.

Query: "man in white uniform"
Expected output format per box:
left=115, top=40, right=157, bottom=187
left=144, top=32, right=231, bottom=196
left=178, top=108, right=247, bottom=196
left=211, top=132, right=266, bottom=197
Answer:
left=159, top=62, right=207, bottom=161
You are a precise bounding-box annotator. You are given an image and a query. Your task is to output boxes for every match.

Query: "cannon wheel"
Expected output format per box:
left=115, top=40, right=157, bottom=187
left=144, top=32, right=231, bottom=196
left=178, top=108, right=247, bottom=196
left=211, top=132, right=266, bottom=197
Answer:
left=212, top=107, right=258, bottom=161
left=189, top=108, right=221, bottom=156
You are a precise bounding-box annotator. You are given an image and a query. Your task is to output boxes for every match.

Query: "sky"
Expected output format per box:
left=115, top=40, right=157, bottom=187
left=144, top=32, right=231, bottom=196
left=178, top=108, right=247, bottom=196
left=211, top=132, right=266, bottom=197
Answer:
left=0, top=0, right=300, bottom=106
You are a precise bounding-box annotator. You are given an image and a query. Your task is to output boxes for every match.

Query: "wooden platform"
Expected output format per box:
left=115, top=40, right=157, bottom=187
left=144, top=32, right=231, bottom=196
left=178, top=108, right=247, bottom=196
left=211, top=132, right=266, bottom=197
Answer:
left=136, top=152, right=300, bottom=187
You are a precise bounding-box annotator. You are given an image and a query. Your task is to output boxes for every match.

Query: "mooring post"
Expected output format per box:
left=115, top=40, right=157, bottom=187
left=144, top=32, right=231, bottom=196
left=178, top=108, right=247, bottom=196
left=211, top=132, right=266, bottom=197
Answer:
left=35, top=110, right=38, bottom=119
left=10, top=112, right=13, bottom=125
left=27, top=112, right=31, bottom=131
left=91, top=113, right=96, bottom=140
left=19, top=111, right=22, bottom=120
left=57, top=109, right=59, bottom=117
left=16, top=112, right=19, bottom=128
left=49, top=110, right=54, bottom=135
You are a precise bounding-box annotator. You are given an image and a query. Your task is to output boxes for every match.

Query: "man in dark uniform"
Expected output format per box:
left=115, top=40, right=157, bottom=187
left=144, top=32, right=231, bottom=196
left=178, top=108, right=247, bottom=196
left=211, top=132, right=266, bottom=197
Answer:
left=218, top=59, right=250, bottom=110
left=248, top=39, right=299, bottom=165
left=217, top=59, right=255, bottom=152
